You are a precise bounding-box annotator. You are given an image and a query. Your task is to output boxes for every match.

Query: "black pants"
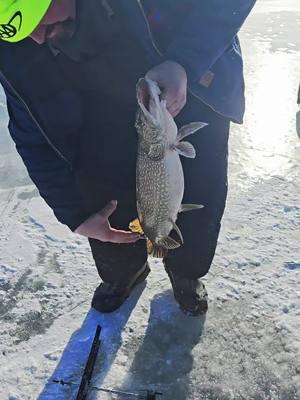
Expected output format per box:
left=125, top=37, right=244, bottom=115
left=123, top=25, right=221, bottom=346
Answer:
left=80, top=95, right=229, bottom=281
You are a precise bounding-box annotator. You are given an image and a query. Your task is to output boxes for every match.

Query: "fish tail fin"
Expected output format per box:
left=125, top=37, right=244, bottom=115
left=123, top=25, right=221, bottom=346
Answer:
left=158, top=236, right=181, bottom=250
left=147, top=241, right=169, bottom=258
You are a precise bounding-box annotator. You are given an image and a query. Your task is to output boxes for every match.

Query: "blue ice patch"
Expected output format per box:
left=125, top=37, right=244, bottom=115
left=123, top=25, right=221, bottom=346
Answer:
left=284, top=262, right=300, bottom=270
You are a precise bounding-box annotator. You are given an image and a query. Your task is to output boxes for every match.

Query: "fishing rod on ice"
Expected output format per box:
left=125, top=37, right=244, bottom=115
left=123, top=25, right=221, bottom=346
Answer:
left=52, top=325, right=163, bottom=400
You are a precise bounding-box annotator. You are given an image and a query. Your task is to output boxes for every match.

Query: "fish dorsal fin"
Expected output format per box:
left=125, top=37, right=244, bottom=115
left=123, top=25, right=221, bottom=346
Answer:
left=179, top=204, right=204, bottom=213
left=157, top=236, right=181, bottom=250
left=174, top=141, right=196, bottom=158
left=177, top=122, right=208, bottom=141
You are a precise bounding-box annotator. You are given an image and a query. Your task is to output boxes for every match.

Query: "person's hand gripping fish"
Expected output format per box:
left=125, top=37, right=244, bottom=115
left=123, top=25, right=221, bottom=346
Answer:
left=75, top=200, right=141, bottom=243
left=146, top=60, right=188, bottom=117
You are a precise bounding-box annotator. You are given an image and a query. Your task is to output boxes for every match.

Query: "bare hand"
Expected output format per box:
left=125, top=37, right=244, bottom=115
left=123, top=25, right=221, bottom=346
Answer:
left=146, top=60, right=187, bottom=117
left=75, top=200, right=141, bottom=243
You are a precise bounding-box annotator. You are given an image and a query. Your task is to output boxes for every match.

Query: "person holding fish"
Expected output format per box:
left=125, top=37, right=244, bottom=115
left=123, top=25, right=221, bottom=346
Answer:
left=0, top=0, right=256, bottom=316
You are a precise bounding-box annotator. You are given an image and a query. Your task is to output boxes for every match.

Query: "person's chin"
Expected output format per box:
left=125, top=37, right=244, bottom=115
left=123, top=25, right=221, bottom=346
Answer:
left=46, top=23, right=65, bottom=44
left=47, top=20, right=75, bottom=47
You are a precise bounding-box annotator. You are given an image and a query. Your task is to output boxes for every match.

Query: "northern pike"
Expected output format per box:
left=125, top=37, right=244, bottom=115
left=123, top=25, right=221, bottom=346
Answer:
left=130, top=78, right=207, bottom=258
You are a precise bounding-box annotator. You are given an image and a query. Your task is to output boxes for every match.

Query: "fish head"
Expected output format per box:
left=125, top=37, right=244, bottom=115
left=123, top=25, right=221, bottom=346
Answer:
left=136, top=78, right=177, bottom=143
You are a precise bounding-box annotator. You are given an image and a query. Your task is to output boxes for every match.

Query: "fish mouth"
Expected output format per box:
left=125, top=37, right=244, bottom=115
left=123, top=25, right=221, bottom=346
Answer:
left=136, top=78, right=163, bottom=126
left=137, top=78, right=151, bottom=111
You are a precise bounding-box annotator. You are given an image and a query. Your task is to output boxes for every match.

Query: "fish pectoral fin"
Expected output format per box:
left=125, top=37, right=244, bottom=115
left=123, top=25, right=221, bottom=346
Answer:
left=157, top=236, right=181, bottom=250
left=148, top=143, right=165, bottom=160
left=174, top=141, right=196, bottom=158
left=179, top=204, right=204, bottom=213
left=129, top=218, right=144, bottom=234
left=177, top=122, right=208, bottom=141
left=169, top=219, right=184, bottom=245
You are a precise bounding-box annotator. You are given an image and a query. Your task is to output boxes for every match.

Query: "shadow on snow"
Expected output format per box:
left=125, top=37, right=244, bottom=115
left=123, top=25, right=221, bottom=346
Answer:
left=38, top=281, right=148, bottom=400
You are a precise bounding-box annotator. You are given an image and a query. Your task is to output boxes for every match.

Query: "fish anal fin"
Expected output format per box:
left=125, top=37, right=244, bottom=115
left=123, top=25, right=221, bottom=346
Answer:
left=179, top=204, right=204, bottom=213
left=177, top=122, right=208, bottom=141
left=174, top=141, right=196, bottom=158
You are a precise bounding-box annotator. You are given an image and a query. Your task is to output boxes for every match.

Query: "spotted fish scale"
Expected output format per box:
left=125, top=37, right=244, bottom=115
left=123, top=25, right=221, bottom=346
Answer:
left=134, top=78, right=207, bottom=257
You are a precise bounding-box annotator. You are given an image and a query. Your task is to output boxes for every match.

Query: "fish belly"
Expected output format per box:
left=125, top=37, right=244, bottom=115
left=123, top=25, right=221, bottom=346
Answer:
left=165, top=150, right=184, bottom=224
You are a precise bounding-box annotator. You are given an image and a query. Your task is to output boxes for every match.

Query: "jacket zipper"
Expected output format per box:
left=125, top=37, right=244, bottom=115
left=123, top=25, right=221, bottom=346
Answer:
left=136, top=0, right=222, bottom=114
left=0, top=70, right=72, bottom=167
left=136, top=0, right=163, bottom=57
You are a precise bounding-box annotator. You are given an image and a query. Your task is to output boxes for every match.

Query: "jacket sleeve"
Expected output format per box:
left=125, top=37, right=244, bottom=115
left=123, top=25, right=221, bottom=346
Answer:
left=165, top=0, right=256, bottom=82
left=4, top=85, right=91, bottom=231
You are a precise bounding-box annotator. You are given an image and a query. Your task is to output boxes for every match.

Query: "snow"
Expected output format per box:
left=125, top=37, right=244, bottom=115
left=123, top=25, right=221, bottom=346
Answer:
left=0, top=1, right=299, bottom=399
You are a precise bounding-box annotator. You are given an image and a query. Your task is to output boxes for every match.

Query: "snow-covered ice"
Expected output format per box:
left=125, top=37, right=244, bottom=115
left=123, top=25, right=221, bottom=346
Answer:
left=0, top=1, right=299, bottom=399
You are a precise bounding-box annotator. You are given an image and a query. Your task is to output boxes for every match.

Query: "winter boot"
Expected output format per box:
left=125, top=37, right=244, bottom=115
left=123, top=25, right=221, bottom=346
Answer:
left=91, top=262, right=150, bottom=313
left=165, top=266, right=208, bottom=316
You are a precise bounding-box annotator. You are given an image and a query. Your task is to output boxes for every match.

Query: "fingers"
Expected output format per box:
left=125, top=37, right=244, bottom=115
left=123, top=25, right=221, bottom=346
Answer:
left=107, top=228, right=142, bottom=244
left=75, top=200, right=145, bottom=244
left=94, top=200, right=143, bottom=243
left=161, top=90, right=187, bottom=117
left=171, top=104, right=185, bottom=118
left=169, top=100, right=186, bottom=117
left=98, top=200, right=118, bottom=219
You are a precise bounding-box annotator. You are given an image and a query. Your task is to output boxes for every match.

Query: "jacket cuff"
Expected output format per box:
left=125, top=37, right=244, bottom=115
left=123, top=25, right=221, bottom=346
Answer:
left=54, top=208, right=92, bottom=232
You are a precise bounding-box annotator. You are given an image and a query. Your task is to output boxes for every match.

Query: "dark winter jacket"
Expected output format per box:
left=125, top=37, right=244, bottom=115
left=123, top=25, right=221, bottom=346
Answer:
left=0, top=0, right=256, bottom=230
